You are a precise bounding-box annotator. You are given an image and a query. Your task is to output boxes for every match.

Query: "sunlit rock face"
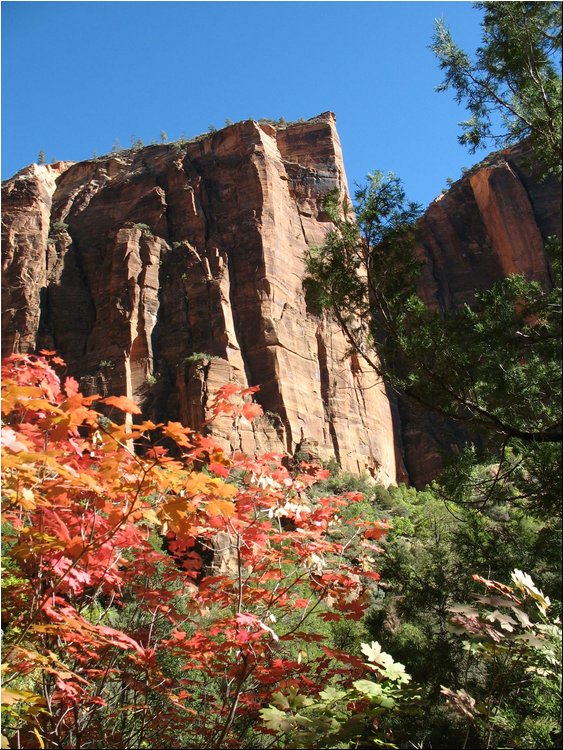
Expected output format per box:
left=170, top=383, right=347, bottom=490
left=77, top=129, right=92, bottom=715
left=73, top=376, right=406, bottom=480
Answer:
left=399, top=141, right=561, bottom=487
left=1, top=115, right=401, bottom=486
left=2, top=124, right=559, bottom=489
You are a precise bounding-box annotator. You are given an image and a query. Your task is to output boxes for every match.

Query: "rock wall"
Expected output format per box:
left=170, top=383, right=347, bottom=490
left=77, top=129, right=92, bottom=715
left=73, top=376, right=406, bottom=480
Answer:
left=399, top=141, right=561, bottom=486
left=1, top=114, right=401, bottom=486
left=2, top=123, right=559, bottom=489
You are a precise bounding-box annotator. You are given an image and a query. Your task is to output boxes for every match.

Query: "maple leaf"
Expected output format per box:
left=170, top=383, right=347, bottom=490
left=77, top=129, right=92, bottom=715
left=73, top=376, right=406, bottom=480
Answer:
left=353, top=679, right=393, bottom=705
left=240, top=385, right=261, bottom=396
left=363, top=520, right=391, bottom=540
left=217, top=383, right=242, bottom=397
left=511, top=569, right=551, bottom=613
left=100, top=395, right=142, bottom=414
left=206, top=498, right=236, bottom=517
left=97, top=626, right=146, bottom=655
left=2, top=355, right=394, bottom=746
left=361, top=641, right=391, bottom=665
left=1, top=687, right=45, bottom=707
left=0, top=427, right=28, bottom=453
left=260, top=705, right=292, bottom=732
left=163, top=421, right=193, bottom=447
left=64, top=376, right=80, bottom=397
left=241, top=402, right=263, bottom=422
left=319, top=612, right=341, bottom=621
left=208, top=461, right=230, bottom=478
left=440, top=686, right=478, bottom=720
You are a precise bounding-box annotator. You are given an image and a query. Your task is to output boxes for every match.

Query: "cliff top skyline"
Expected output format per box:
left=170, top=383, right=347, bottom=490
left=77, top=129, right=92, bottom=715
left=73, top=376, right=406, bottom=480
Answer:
left=3, top=1, right=498, bottom=208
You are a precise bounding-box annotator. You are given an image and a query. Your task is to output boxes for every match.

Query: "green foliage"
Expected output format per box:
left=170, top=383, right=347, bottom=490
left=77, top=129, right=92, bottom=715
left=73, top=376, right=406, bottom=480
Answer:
left=307, top=176, right=561, bottom=455
left=305, top=166, right=561, bottom=523
left=308, top=469, right=377, bottom=501
left=183, top=352, right=222, bottom=367
left=134, top=222, right=153, bottom=238
left=441, top=570, right=562, bottom=749
left=160, top=130, right=168, bottom=143
left=304, top=174, right=422, bottom=368
left=172, top=140, right=185, bottom=154
left=260, top=642, right=418, bottom=748
left=362, top=480, right=561, bottom=748
left=50, top=220, right=69, bottom=233
left=257, top=117, right=289, bottom=128
left=432, top=1, right=562, bottom=178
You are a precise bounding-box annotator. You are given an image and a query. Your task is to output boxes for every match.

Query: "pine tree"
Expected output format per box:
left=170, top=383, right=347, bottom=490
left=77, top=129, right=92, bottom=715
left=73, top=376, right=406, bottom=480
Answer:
left=305, top=3, right=562, bottom=515
left=432, top=1, right=562, bottom=178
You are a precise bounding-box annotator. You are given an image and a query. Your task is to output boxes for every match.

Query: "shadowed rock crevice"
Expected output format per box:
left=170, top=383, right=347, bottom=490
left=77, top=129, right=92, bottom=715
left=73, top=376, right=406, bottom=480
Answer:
left=316, top=329, right=341, bottom=465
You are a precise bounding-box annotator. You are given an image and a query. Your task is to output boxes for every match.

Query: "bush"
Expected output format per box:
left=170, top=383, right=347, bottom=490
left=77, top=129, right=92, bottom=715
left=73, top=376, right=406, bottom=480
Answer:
left=1, top=353, right=397, bottom=749
left=134, top=222, right=153, bottom=238
left=50, top=220, right=69, bottom=233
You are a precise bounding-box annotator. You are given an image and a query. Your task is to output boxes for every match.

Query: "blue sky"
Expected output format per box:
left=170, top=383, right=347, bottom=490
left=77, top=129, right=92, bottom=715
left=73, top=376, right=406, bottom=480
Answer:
left=2, top=1, right=493, bottom=207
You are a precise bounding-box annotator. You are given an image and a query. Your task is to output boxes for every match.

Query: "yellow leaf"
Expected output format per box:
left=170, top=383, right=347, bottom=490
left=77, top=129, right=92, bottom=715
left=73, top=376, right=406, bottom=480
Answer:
left=1, top=687, right=43, bottom=706
left=206, top=499, right=236, bottom=518
left=212, top=482, right=238, bottom=499
left=20, top=487, right=36, bottom=511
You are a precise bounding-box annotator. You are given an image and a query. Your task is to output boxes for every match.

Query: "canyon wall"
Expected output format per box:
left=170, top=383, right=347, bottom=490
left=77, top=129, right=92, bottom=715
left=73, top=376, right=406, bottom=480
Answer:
left=400, top=141, right=561, bottom=485
left=2, top=120, right=560, bottom=487
left=1, top=114, right=401, bottom=485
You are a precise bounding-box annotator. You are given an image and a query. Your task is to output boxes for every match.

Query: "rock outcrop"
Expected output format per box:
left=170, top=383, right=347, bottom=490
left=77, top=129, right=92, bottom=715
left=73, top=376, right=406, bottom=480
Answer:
left=1, top=114, right=401, bottom=486
left=2, top=122, right=560, bottom=488
left=399, top=141, right=561, bottom=486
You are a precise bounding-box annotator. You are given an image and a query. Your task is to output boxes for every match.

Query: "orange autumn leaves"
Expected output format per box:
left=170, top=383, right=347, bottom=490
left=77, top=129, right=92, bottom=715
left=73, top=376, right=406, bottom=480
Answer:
left=1, top=352, right=391, bottom=749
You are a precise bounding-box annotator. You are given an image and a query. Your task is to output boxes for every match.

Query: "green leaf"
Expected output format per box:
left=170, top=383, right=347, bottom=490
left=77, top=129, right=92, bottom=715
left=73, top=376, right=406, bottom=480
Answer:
left=318, top=686, right=347, bottom=703
left=271, top=691, right=290, bottom=710
left=352, top=679, right=395, bottom=707
left=260, top=705, right=293, bottom=733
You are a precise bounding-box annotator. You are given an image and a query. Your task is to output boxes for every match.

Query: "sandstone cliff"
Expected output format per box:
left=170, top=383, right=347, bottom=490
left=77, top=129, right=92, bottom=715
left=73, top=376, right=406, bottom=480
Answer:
left=1, top=114, right=400, bottom=485
left=399, top=141, right=561, bottom=486
left=2, top=122, right=560, bottom=488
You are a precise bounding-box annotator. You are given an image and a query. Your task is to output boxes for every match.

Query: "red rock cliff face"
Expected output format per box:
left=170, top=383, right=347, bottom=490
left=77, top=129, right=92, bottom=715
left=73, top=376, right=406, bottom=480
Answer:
left=2, top=126, right=559, bottom=488
left=1, top=114, right=401, bottom=485
left=399, top=141, right=561, bottom=486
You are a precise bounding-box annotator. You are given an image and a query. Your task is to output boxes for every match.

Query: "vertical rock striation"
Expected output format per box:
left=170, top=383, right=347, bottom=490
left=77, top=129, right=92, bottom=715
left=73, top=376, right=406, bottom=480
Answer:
left=399, top=141, right=561, bottom=486
left=2, top=124, right=559, bottom=488
left=1, top=115, right=400, bottom=486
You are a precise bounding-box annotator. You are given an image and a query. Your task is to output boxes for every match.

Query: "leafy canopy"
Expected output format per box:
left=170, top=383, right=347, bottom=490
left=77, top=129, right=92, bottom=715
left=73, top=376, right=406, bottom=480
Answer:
left=432, top=1, right=562, bottom=177
left=1, top=352, right=403, bottom=749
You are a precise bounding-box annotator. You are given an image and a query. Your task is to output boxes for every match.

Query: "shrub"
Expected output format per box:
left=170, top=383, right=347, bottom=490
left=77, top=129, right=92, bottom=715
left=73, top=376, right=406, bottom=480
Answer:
left=134, top=222, right=153, bottom=238
left=50, top=220, right=69, bottom=233
left=1, top=353, right=395, bottom=749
